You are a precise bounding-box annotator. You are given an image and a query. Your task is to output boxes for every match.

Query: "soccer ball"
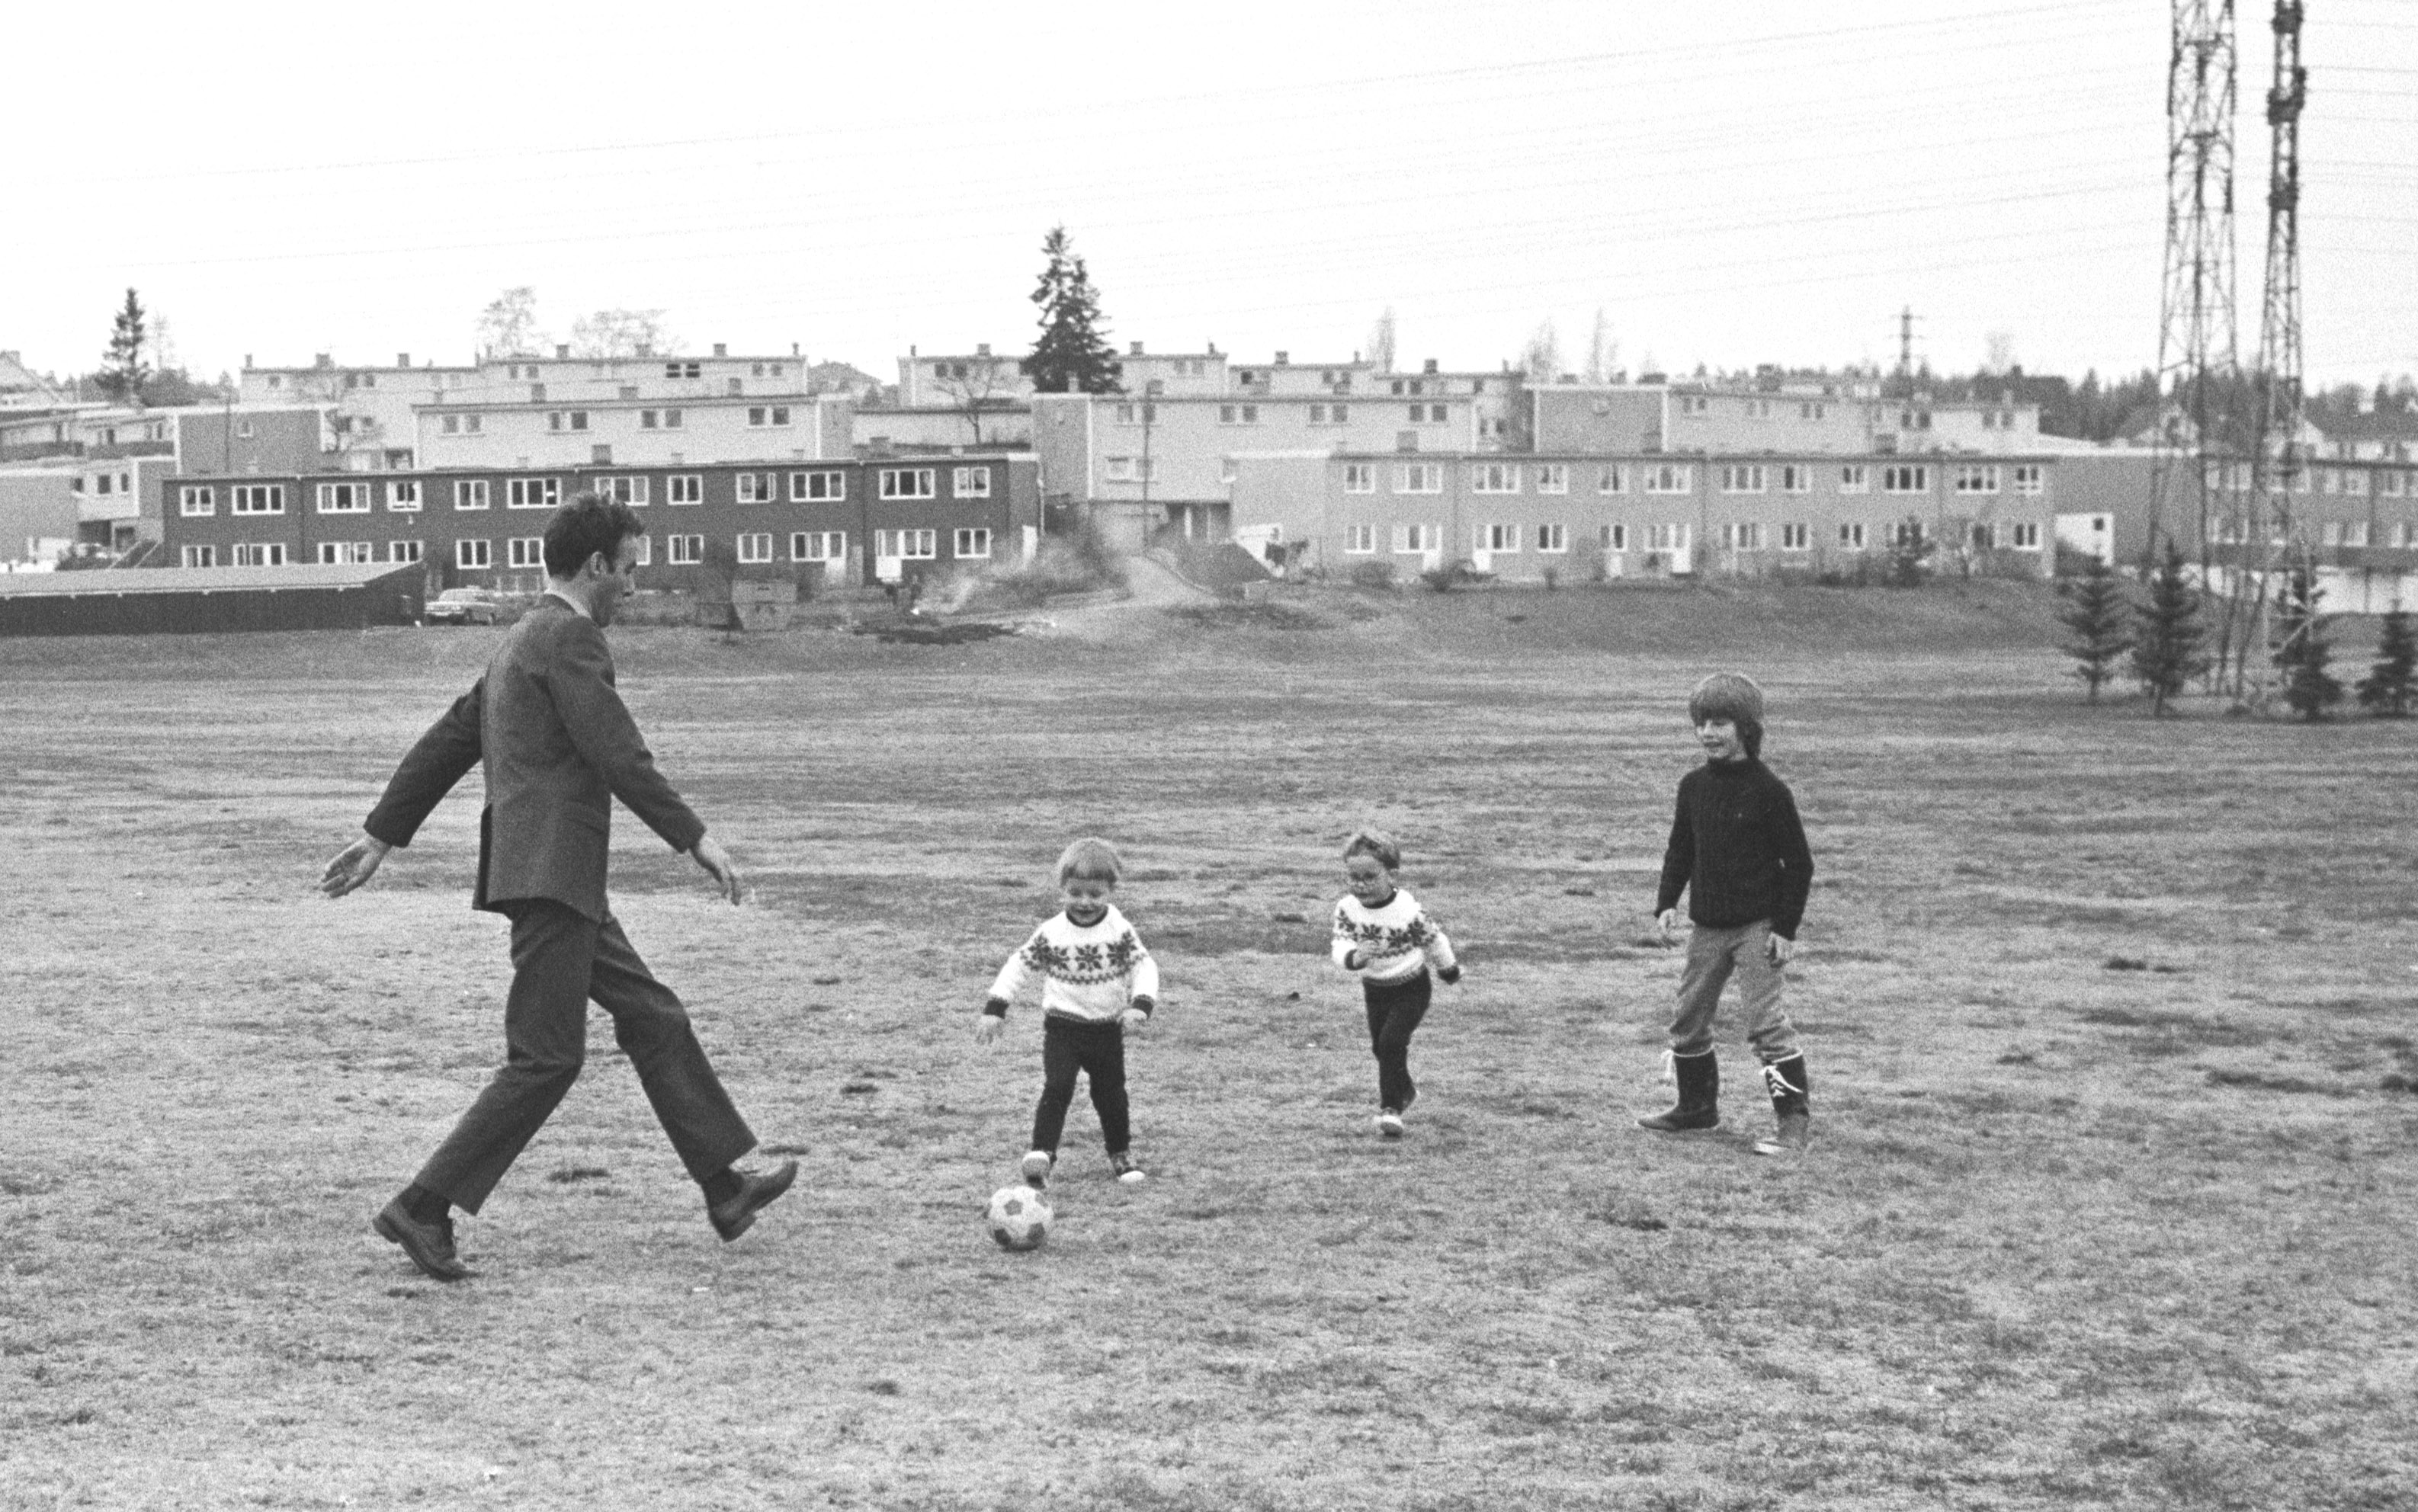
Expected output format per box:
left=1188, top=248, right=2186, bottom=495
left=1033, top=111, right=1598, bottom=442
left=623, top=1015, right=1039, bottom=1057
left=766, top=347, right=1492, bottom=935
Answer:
left=985, top=1183, right=1052, bottom=1252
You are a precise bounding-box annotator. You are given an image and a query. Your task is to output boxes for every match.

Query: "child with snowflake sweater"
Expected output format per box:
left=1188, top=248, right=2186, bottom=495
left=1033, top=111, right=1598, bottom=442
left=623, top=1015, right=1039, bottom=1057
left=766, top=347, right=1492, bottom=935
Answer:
left=976, top=837, right=1159, bottom=1185
left=1330, top=829, right=1461, bottom=1137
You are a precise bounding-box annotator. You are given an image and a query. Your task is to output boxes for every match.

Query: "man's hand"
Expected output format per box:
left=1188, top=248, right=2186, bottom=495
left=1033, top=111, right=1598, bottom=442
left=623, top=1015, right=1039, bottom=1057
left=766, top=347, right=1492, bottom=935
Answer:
left=1656, top=908, right=1680, bottom=943
left=320, top=834, right=392, bottom=899
left=973, top=1015, right=1005, bottom=1045
left=1766, top=932, right=1795, bottom=967
left=690, top=834, right=742, bottom=905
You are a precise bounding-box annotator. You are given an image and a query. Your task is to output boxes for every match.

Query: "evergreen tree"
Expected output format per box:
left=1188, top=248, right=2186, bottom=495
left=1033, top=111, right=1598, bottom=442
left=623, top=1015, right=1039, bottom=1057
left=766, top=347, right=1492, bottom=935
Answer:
left=2272, top=562, right=2345, bottom=721
left=2057, top=554, right=2134, bottom=701
left=95, top=288, right=149, bottom=404
left=2130, top=540, right=2211, bottom=716
left=2356, top=607, right=2418, bottom=717
left=1022, top=226, right=1121, bottom=395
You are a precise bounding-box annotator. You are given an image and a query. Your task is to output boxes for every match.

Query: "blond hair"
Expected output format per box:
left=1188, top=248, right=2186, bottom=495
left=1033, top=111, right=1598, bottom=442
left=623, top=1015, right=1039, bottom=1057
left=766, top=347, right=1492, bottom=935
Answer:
left=1055, top=836, right=1123, bottom=886
left=1342, top=828, right=1402, bottom=871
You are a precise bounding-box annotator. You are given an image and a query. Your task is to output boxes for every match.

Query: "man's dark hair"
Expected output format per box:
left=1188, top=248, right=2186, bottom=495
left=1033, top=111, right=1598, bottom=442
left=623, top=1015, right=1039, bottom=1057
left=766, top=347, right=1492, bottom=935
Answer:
left=543, top=493, right=645, bottom=578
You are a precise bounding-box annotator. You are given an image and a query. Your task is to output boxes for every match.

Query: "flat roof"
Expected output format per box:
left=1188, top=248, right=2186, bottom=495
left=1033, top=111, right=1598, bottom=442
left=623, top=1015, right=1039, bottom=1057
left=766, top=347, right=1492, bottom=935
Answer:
left=0, top=563, right=415, bottom=598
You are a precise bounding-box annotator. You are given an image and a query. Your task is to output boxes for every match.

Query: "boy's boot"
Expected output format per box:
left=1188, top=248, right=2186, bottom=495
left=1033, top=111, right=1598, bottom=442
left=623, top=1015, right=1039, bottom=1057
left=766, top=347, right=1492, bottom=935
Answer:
left=1753, top=1056, right=1811, bottom=1155
left=1637, top=1049, right=1720, bottom=1132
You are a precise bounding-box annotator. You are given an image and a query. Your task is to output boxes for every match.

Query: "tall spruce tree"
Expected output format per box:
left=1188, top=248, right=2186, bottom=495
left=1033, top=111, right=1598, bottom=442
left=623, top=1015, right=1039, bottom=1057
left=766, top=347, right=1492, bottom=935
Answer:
left=1022, top=226, right=1121, bottom=395
left=2057, top=554, right=2133, bottom=701
left=95, top=288, right=149, bottom=404
left=2356, top=606, right=2417, bottom=716
left=2272, top=562, right=2345, bottom=720
left=2130, top=540, right=2210, bottom=716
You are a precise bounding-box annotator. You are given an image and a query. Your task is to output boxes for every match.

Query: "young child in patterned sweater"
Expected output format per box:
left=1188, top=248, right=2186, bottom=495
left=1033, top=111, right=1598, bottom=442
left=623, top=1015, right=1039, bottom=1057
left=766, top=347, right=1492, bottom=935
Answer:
left=1330, top=829, right=1461, bottom=1138
left=976, top=837, right=1159, bottom=1186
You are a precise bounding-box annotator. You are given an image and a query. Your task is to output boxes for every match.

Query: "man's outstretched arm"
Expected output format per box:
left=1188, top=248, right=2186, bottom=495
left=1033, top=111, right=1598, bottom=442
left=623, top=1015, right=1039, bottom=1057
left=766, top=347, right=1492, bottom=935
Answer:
left=322, top=681, right=485, bottom=898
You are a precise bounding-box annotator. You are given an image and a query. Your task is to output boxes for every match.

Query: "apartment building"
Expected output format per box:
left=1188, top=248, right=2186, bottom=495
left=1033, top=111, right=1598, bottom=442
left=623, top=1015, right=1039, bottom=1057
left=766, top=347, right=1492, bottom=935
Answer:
left=2192, top=454, right=2418, bottom=613
left=415, top=394, right=853, bottom=471
left=896, top=344, right=1034, bottom=408
left=154, top=454, right=1040, bottom=594
left=1231, top=450, right=2067, bottom=584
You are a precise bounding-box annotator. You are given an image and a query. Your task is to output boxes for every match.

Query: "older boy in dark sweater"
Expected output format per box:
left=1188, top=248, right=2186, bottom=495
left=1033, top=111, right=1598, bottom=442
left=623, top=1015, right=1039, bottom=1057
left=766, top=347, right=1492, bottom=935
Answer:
left=1640, top=672, right=1816, bottom=1155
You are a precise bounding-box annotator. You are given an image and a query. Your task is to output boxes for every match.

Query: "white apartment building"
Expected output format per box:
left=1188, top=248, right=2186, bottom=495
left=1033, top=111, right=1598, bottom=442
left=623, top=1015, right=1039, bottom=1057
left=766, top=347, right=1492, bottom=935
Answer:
left=415, top=394, right=854, bottom=471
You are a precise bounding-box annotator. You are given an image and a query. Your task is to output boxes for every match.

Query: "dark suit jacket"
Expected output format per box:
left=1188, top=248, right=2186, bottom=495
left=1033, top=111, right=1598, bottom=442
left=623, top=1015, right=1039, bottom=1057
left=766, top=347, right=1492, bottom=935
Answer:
left=364, top=596, right=706, bottom=921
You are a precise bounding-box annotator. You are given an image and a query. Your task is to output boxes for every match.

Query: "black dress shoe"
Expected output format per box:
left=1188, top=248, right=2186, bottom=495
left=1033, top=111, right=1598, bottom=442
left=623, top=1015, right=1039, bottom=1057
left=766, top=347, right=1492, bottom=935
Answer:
left=374, top=1199, right=471, bottom=1281
left=707, top=1160, right=799, bottom=1241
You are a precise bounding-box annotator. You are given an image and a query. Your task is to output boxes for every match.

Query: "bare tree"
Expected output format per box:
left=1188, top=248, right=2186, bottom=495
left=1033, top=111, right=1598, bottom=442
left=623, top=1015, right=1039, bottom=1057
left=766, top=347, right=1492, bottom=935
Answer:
left=1366, top=307, right=1397, bottom=373
left=286, top=360, right=387, bottom=468
left=1983, top=329, right=2018, bottom=376
left=477, top=287, right=546, bottom=359
left=569, top=309, right=675, bottom=359
left=1522, top=318, right=1562, bottom=382
left=932, top=355, right=1018, bottom=444
left=1585, top=309, right=1618, bottom=384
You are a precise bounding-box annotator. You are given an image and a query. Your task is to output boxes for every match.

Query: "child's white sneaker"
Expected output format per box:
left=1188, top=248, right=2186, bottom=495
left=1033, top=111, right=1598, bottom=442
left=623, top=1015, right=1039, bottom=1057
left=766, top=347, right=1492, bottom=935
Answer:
left=1109, top=1152, right=1146, bottom=1184
left=1018, top=1149, right=1053, bottom=1190
left=1375, top=1109, right=1405, bottom=1139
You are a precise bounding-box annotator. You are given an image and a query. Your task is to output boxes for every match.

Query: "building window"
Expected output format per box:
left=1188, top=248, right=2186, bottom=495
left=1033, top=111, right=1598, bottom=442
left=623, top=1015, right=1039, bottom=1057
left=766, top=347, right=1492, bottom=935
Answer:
left=1720, top=465, right=1766, bottom=495
left=388, top=481, right=422, bottom=511
left=1220, top=459, right=1239, bottom=484
left=880, top=468, right=937, bottom=500
left=2345, top=470, right=2371, bottom=498
left=665, top=361, right=701, bottom=380
left=504, top=537, right=543, bottom=569
left=1679, top=395, right=1710, bottom=415
left=954, top=528, right=993, bottom=558
left=231, top=484, right=285, bottom=515
left=1392, top=524, right=1439, bottom=553
left=317, top=542, right=374, bottom=565
left=231, top=543, right=288, bottom=567
left=1799, top=402, right=1827, bottom=421
left=1343, top=463, right=1375, bottom=493
left=1534, top=464, right=1568, bottom=495
left=1479, top=523, right=1521, bottom=553
left=1894, top=519, right=1927, bottom=546
left=388, top=540, right=423, bottom=564
left=790, top=530, right=845, bottom=562
left=744, top=405, right=791, bottom=428
left=1839, top=465, right=1870, bottom=494
left=875, top=529, right=938, bottom=559
left=1718, top=522, right=1765, bottom=550
left=1537, top=524, right=1568, bottom=553
left=667, top=534, right=704, bottom=565
left=453, top=479, right=490, bottom=511
left=1954, top=465, right=2001, bottom=495
left=455, top=539, right=492, bottom=569
left=1344, top=524, right=1377, bottom=554
left=316, top=482, right=370, bottom=514
left=954, top=466, right=992, bottom=498
left=1837, top=522, right=1868, bottom=549
left=668, top=475, right=703, bottom=505
left=1646, top=523, right=1691, bottom=552
left=1472, top=463, right=1518, bottom=493
left=1644, top=463, right=1692, bottom=494
left=596, top=476, right=650, bottom=505
left=2381, top=471, right=2409, bottom=498
left=1601, top=524, right=1628, bottom=552
left=2009, top=521, right=2042, bottom=549
left=736, top=472, right=773, bottom=504
left=1780, top=465, right=1813, bottom=494
left=1883, top=464, right=1930, bottom=493
left=181, top=545, right=216, bottom=568
left=547, top=411, right=589, bottom=432
left=736, top=533, right=774, bottom=565
left=1393, top=463, right=1442, bottom=494
left=1744, top=399, right=1773, bottom=420
left=790, top=470, right=845, bottom=501
left=2344, top=520, right=2372, bottom=546
left=2012, top=465, right=2044, bottom=496
left=178, top=485, right=216, bottom=517
left=1596, top=465, right=1628, bottom=495
left=507, top=478, right=560, bottom=509
left=235, top=418, right=255, bottom=439
left=1778, top=522, right=1810, bottom=551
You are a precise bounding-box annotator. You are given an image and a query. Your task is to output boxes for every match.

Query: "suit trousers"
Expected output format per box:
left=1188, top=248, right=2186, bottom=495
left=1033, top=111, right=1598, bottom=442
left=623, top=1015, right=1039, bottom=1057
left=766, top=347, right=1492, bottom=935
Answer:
left=1666, top=918, right=1800, bottom=1063
left=415, top=899, right=756, bottom=1213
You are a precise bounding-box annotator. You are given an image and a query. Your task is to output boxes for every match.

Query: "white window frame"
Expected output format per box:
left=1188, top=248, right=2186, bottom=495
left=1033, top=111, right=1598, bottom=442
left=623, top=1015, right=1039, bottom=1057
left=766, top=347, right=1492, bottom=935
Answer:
left=455, top=538, right=492, bottom=569
left=790, top=530, right=845, bottom=563
left=387, top=480, right=422, bottom=511
left=1537, top=523, right=1568, bottom=553
left=1646, top=523, right=1691, bottom=552
left=1644, top=463, right=1692, bottom=494
left=231, top=542, right=288, bottom=568
left=668, top=475, right=703, bottom=505
left=507, top=477, right=560, bottom=510
left=1472, top=463, right=1519, bottom=494
left=1596, top=464, right=1628, bottom=495
left=1601, top=524, right=1628, bottom=552
left=954, top=527, right=993, bottom=558
left=2009, top=521, right=2043, bottom=550
left=181, top=545, right=216, bottom=567
left=1479, top=523, right=1521, bottom=553
left=316, top=482, right=370, bottom=514
left=1343, top=524, right=1377, bottom=554
left=231, top=484, right=285, bottom=516
left=880, top=468, right=938, bottom=501
left=178, top=485, right=216, bottom=517
left=1534, top=464, right=1568, bottom=495
left=1720, top=464, right=1766, bottom=495
left=1883, top=464, right=1930, bottom=494
left=736, top=532, right=774, bottom=565
left=316, top=542, right=374, bottom=565
left=876, top=528, right=938, bottom=559
left=2012, top=465, right=2044, bottom=497
left=1720, top=522, right=1766, bottom=550
left=1394, top=464, right=1442, bottom=495
left=1838, top=521, right=1868, bottom=549
left=387, top=540, right=423, bottom=564
left=1780, top=522, right=1810, bottom=551
left=454, top=479, right=490, bottom=511
left=1955, top=465, right=2001, bottom=495
left=596, top=476, right=650, bottom=506
left=736, top=472, right=773, bottom=505
left=1343, top=463, right=1375, bottom=494
left=1839, top=465, right=1870, bottom=495
left=1780, top=465, right=1813, bottom=494
left=1392, top=523, right=1438, bottom=553
left=667, top=534, right=705, bottom=565
left=953, top=465, right=993, bottom=498
left=790, top=470, right=845, bottom=501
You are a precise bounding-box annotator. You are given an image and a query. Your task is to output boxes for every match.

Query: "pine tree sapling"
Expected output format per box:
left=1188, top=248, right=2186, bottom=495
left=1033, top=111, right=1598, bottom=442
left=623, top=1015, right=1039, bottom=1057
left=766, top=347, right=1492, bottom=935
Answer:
left=2356, top=606, right=2418, bottom=717
left=2130, top=540, right=2211, bottom=716
left=96, top=288, right=149, bottom=405
left=1023, top=226, right=1121, bottom=395
left=2272, top=563, right=2345, bottom=721
left=2057, top=555, right=2134, bottom=701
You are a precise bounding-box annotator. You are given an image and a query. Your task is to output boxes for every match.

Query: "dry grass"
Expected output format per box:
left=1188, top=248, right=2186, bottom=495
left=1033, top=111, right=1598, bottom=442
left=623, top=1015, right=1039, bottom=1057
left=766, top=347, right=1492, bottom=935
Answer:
left=2, top=581, right=2414, bottom=1510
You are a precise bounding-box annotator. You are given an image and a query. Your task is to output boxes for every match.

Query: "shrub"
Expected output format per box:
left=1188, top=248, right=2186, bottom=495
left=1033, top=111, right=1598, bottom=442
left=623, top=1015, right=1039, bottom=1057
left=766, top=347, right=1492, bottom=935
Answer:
left=1348, top=559, right=1397, bottom=591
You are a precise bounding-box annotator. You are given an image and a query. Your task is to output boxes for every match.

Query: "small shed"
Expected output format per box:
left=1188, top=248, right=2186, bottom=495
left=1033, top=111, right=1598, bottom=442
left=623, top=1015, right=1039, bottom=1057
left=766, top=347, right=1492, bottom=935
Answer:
left=0, top=562, right=425, bottom=636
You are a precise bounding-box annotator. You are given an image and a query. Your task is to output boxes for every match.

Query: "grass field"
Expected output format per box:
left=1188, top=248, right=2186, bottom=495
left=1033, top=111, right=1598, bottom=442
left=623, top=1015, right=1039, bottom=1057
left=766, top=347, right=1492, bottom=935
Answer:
left=2, top=579, right=2414, bottom=1510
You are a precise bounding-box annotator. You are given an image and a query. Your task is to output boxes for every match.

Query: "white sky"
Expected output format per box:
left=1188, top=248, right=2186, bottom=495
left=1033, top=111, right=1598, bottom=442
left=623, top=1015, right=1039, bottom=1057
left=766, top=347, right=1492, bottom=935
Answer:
left=8, top=0, right=2414, bottom=389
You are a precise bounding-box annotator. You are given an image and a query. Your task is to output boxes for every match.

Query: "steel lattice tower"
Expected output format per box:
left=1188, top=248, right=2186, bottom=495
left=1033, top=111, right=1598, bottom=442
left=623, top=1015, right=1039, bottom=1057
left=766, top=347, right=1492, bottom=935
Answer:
left=2150, top=0, right=2240, bottom=572
left=2243, top=1, right=2309, bottom=707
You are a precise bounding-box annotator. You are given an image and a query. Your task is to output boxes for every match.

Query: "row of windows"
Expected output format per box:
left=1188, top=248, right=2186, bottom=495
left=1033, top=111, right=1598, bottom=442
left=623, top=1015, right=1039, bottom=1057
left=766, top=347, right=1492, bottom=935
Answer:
left=1337, top=520, right=2038, bottom=556
left=2208, top=518, right=2418, bottom=549
left=1335, top=461, right=2044, bottom=498
left=2209, top=463, right=2418, bottom=498
left=182, top=530, right=996, bottom=572
left=536, top=405, right=797, bottom=433
left=176, top=467, right=993, bottom=518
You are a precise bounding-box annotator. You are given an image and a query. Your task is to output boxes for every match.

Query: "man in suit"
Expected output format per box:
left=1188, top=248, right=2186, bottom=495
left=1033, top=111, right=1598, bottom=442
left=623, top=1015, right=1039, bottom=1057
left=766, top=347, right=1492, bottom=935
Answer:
left=322, top=494, right=794, bottom=1281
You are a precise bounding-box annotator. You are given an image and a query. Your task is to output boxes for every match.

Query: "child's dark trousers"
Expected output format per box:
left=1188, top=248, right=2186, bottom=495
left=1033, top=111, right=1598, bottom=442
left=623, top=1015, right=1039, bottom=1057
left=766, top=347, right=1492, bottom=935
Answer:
left=1362, top=969, right=1432, bottom=1114
left=1031, top=1014, right=1131, bottom=1155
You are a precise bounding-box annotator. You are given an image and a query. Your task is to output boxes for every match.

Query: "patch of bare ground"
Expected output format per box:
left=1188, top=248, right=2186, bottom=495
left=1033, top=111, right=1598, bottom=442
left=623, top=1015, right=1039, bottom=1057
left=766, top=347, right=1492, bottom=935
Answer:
left=2, top=581, right=2413, bottom=1509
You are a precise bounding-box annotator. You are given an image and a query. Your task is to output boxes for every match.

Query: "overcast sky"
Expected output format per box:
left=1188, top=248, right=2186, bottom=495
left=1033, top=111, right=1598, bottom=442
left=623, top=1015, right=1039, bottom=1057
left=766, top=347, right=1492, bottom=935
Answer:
left=9, top=0, right=2413, bottom=390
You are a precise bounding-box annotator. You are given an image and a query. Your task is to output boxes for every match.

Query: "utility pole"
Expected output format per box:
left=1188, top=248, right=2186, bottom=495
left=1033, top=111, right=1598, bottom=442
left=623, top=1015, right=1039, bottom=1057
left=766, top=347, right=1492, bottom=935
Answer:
left=2150, top=0, right=2241, bottom=579
left=2243, top=0, right=2309, bottom=710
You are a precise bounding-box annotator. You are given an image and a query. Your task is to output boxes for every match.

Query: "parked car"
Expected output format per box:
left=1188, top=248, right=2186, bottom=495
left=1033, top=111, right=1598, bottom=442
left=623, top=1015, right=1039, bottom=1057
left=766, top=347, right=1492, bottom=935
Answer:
left=424, top=588, right=505, bottom=626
